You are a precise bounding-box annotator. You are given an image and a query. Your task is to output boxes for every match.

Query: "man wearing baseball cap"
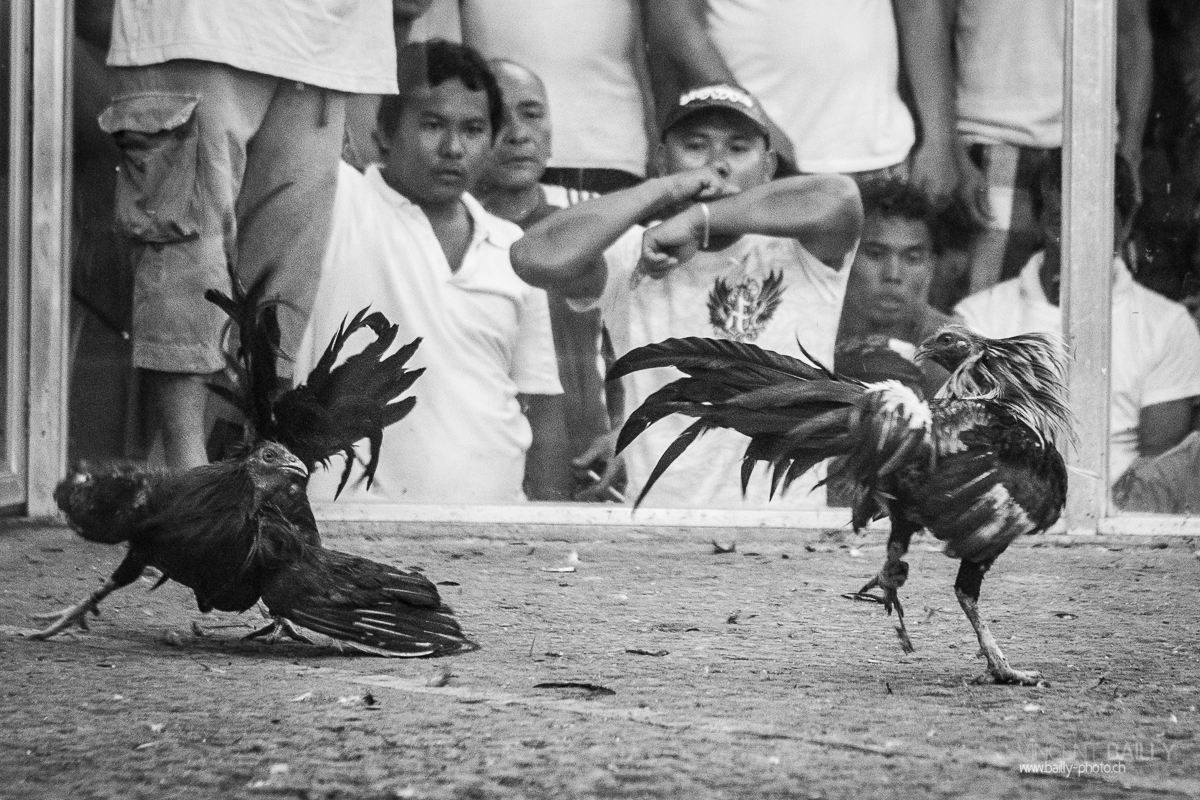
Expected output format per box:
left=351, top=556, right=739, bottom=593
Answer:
left=511, top=83, right=863, bottom=509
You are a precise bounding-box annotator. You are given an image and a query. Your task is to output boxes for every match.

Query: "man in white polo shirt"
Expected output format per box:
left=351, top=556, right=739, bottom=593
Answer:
left=297, top=40, right=562, bottom=504
left=955, top=156, right=1200, bottom=512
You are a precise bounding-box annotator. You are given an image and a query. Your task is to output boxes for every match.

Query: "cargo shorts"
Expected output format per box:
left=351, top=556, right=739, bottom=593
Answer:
left=100, top=60, right=345, bottom=375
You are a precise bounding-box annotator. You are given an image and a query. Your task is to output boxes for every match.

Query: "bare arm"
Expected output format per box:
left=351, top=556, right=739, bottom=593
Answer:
left=640, top=173, right=863, bottom=276
left=509, top=167, right=735, bottom=300
left=643, top=0, right=797, bottom=170
left=1116, top=0, right=1152, bottom=205
left=1139, top=398, right=1196, bottom=458
left=893, top=0, right=960, bottom=199
left=521, top=393, right=573, bottom=501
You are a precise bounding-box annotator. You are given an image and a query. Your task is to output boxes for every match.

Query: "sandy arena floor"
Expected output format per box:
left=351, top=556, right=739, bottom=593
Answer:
left=1, top=519, right=1198, bottom=799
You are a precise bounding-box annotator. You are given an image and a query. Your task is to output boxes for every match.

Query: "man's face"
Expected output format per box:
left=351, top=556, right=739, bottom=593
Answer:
left=380, top=78, right=493, bottom=207
left=658, top=109, right=774, bottom=191
left=481, top=64, right=551, bottom=192
left=847, top=213, right=936, bottom=326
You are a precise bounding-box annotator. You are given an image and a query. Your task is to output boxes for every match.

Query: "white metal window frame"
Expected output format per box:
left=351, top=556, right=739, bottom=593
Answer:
left=24, top=0, right=1200, bottom=535
left=27, top=0, right=69, bottom=517
left=0, top=0, right=32, bottom=509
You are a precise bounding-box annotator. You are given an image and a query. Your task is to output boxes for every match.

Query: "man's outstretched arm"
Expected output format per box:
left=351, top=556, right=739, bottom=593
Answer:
left=510, top=167, right=734, bottom=299
left=640, top=174, right=863, bottom=277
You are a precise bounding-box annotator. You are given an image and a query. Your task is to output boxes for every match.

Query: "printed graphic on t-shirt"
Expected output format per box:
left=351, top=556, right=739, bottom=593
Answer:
left=707, top=270, right=786, bottom=342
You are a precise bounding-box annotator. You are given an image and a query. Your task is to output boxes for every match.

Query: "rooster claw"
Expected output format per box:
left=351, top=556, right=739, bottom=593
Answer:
left=845, top=586, right=905, bottom=620
left=244, top=617, right=313, bottom=645
left=29, top=599, right=101, bottom=640
left=842, top=590, right=885, bottom=605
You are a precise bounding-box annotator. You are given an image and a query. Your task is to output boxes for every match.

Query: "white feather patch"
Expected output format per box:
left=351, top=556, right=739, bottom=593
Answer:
left=866, top=380, right=932, bottom=431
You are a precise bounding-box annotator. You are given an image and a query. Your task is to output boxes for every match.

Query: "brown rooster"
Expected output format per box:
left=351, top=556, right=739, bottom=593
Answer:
left=609, top=325, right=1071, bottom=684
left=33, top=272, right=474, bottom=656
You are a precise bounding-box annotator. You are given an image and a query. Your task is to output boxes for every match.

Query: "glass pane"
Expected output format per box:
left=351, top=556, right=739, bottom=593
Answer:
left=68, top=19, right=134, bottom=463
left=0, top=0, right=12, bottom=461
left=55, top=4, right=1196, bottom=527
left=1110, top=2, right=1200, bottom=519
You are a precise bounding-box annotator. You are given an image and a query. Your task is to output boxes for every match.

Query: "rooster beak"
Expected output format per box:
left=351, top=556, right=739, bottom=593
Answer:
left=913, top=342, right=931, bottom=364
left=283, top=455, right=309, bottom=479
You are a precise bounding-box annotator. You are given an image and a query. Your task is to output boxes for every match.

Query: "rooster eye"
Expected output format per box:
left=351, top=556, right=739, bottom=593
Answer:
left=937, top=333, right=952, bottom=344
left=262, top=450, right=275, bottom=461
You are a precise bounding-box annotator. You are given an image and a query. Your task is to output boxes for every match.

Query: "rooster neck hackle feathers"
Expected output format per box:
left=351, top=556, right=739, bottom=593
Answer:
left=932, top=329, right=1074, bottom=451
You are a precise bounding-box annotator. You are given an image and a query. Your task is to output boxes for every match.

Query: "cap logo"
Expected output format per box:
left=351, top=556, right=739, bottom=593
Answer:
left=679, top=85, right=754, bottom=109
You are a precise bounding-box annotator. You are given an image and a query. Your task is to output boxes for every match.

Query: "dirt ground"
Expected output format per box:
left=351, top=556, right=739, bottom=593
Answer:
left=1, top=518, right=1198, bottom=800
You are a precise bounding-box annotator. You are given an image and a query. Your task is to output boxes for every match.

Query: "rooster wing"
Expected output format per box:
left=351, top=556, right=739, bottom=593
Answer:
left=258, top=530, right=475, bottom=657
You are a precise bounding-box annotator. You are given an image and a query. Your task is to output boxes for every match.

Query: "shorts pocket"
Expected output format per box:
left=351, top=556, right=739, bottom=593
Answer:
left=99, top=92, right=202, bottom=244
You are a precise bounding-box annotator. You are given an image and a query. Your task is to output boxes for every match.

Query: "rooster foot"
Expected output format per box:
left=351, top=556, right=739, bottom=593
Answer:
left=845, top=567, right=914, bottom=654
left=846, top=559, right=909, bottom=616
left=976, top=666, right=1047, bottom=687
left=244, top=617, right=313, bottom=645
left=29, top=598, right=101, bottom=640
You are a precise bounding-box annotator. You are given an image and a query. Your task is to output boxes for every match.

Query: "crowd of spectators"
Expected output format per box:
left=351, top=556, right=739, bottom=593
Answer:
left=71, top=0, right=1200, bottom=513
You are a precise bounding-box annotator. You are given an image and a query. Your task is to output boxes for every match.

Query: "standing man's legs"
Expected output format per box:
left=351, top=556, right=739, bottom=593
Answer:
left=106, top=62, right=275, bottom=469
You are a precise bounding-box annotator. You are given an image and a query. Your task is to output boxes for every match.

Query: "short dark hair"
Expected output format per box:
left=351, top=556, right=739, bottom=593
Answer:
left=858, top=176, right=986, bottom=254
left=377, top=39, right=503, bottom=142
left=857, top=177, right=944, bottom=251
left=859, top=177, right=935, bottom=225
left=1031, top=151, right=1136, bottom=226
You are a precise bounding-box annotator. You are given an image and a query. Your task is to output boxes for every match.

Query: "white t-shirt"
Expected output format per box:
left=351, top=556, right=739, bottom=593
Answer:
left=108, top=0, right=398, bottom=94
left=954, top=253, right=1200, bottom=483
left=460, top=0, right=650, bottom=177
left=706, top=0, right=915, bottom=173
left=586, top=228, right=850, bottom=507
left=954, top=0, right=1065, bottom=149
left=295, top=164, right=562, bottom=504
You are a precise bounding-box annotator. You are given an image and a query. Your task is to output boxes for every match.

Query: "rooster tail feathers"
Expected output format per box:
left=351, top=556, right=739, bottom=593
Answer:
left=615, top=339, right=941, bottom=505
left=205, top=264, right=299, bottom=437
left=270, top=308, right=424, bottom=480
left=634, top=418, right=710, bottom=507
left=609, top=336, right=835, bottom=385
left=615, top=383, right=696, bottom=456
left=793, top=336, right=837, bottom=380
left=333, top=445, right=357, bottom=501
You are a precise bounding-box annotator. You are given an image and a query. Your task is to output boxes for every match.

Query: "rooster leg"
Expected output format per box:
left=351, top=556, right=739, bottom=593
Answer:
left=244, top=617, right=313, bottom=645
left=848, top=519, right=917, bottom=653
left=30, top=555, right=145, bottom=640
left=955, top=559, right=1043, bottom=686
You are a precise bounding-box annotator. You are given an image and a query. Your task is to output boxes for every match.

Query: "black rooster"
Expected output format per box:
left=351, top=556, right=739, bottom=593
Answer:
left=609, top=325, right=1071, bottom=685
left=34, top=273, right=474, bottom=657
